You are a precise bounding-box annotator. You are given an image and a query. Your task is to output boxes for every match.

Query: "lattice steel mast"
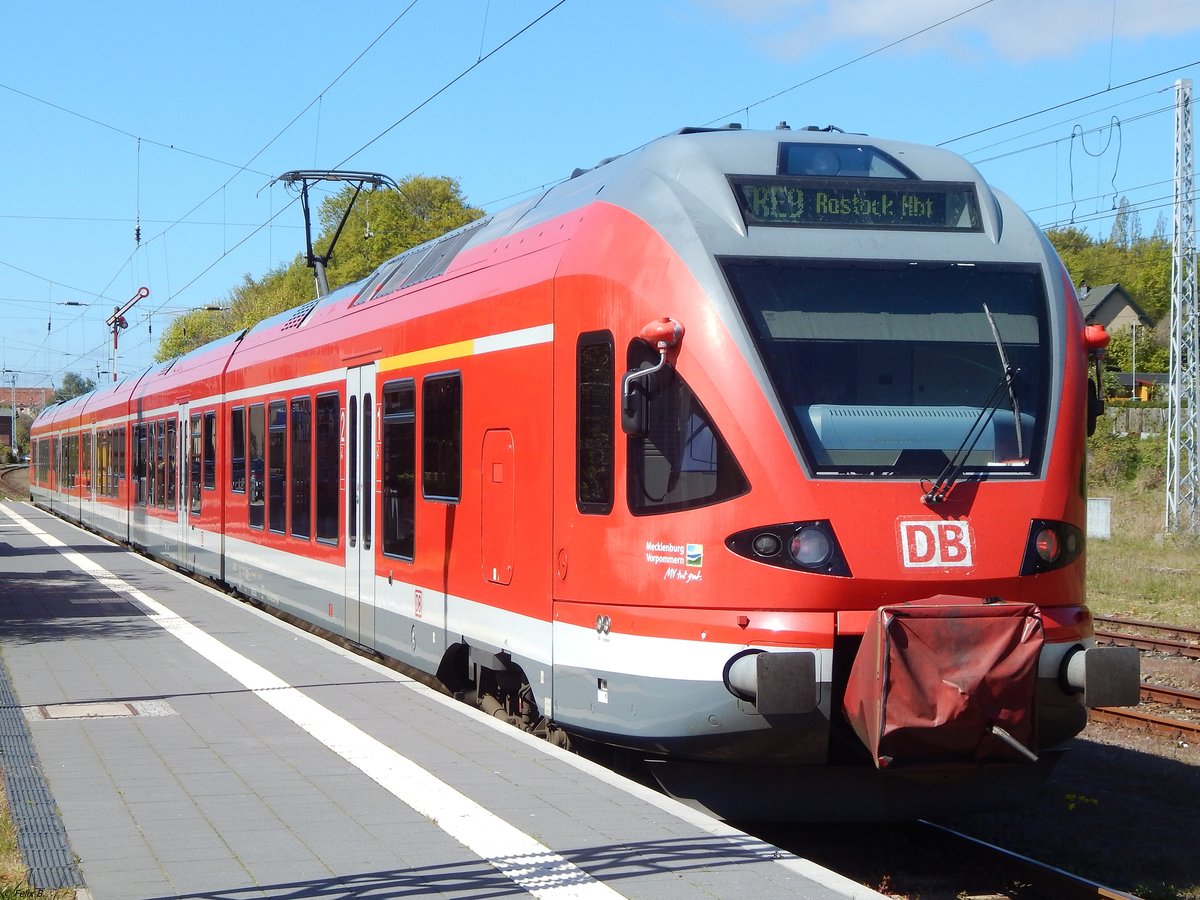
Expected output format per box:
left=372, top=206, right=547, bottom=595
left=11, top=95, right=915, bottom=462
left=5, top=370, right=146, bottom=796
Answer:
left=1167, top=78, right=1198, bottom=533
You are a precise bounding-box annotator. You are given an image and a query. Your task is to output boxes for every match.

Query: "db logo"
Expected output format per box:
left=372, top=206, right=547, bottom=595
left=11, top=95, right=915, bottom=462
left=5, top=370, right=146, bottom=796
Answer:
left=899, top=519, right=974, bottom=568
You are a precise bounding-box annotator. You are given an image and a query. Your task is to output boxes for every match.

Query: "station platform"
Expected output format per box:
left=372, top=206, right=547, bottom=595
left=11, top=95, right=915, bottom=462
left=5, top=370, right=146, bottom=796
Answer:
left=0, top=502, right=884, bottom=900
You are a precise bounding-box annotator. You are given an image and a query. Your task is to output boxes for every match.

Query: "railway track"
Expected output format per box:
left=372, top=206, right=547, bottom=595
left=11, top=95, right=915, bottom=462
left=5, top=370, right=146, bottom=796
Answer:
left=0, top=464, right=29, bottom=502
left=917, top=821, right=1142, bottom=900
left=1089, top=681, right=1200, bottom=740
left=1093, top=614, right=1200, bottom=659
left=1088, top=614, right=1200, bottom=741
left=1090, top=703, right=1200, bottom=740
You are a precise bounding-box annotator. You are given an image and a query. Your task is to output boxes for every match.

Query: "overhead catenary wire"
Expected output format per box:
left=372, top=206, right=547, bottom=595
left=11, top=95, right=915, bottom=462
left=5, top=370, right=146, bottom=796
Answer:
left=128, top=0, right=568, bottom=333
left=3, top=3, right=426, bottom=386
left=702, top=0, right=998, bottom=128
left=103, top=1, right=570, bottom=373
left=28, top=8, right=426, bottom=386
left=8, top=4, right=1196, bottom=385
left=938, top=59, right=1200, bottom=147
left=334, top=0, right=569, bottom=169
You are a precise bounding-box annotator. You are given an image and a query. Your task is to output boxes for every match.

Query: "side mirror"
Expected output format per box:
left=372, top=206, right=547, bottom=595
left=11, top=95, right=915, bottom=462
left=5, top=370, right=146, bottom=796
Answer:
left=619, top=318, right=685, bottom=437
left=621, top=369, right=649, bottom=435
left=1087, top=378, right=1104, bottom=437
left=1084, top=324, right=1109, bottom=438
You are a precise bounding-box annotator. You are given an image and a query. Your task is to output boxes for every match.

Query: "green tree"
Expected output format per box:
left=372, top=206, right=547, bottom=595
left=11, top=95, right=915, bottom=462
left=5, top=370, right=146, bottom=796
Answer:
left=156, top=307, right=237, bottom=361
left=317, top=175, right=484, bottom=288
left=2, top=412, right=33, bottom=462
left=15, top=412, right=32, bottom=454
left=1122, top=236, right=1171, bottom=321
left=52, top=372, right=95, bottom=403
left=1107, top=196, right=1143, bottom=249
left=1104, top=322, right=1169, bottom=374
left=1046, top=221, right=1171, bottom=325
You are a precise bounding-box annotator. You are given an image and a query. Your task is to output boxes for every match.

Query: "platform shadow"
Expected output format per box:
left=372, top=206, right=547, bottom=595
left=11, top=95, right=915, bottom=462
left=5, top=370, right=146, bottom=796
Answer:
left=137, top=833, right=811, bottom=899
left=0, top=568, right=153, bottom=643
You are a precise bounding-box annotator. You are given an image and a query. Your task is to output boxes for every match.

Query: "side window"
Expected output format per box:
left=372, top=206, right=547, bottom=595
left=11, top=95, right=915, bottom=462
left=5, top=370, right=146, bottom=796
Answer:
left=315, top=393, right=339, bottom=544
left=230, top=407, right=246, bottom=493
left=189, top=415, right=201, bottom=515
left=362, top=393, right=373, bottom=551
left=203, top=411, right=216, bottom=489
left=291, top=396, right=311, bottom=539
left=248, top=404, right=265, bottom=529
left=151, top=422, right=163, bottom=508
left=382, top=380, right=415, bottom=560
left=115, top=426, right=125, bottom=496
left=81, top=432, right=92, bottom=495
left=626, top=342, right=749, bottom=515
left=135, top=424, right=147, bottom=505
left=165, top=419, right=176, bottom=510
left=348, top=396, right=358, bottom=547
left=422, top=373, right=461, bottom=501
left=268, top=400, right=287, bottom=534
left=95, top=431, right=108, bottom=498
left=577, top=331, right=614, bottom=514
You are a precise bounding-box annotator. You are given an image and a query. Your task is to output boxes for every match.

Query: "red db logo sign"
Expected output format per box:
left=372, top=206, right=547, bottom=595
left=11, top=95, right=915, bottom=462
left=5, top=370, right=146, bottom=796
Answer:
left=899, top=519, right=974, bottom=568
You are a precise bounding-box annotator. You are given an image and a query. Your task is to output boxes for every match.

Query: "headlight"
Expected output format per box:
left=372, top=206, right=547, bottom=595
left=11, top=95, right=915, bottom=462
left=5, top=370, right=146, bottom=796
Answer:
left=726, top=520, right=851, bottom=576
left=790, top=526, right=833, bottom=568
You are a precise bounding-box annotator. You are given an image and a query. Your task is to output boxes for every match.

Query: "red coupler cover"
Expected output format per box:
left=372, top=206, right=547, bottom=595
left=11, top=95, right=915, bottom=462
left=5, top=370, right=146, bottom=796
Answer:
left=843, top=596, right=1043, bottom=769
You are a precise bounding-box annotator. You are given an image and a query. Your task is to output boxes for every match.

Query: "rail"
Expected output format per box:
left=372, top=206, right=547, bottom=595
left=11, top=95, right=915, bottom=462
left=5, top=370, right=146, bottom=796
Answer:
left=1093, top=614, right=1200, bottom=659
left=918, top=821, right=1141, bottom=899
left=0, top=464, right=29, bottom=502
left=1140, top=682, right=1200, bottom=711
left=1089, top=704, right=1200, bottom=740
left=1088, top=615, right=1200, bottom=740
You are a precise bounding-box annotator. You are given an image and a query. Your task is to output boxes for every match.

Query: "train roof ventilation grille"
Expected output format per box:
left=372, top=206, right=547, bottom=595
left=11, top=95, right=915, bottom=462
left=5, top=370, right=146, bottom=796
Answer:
left=400, top=217, right=491, bottom=291
left=281, top=299, right=320, bottom=331
left=350, top=216, right=491, bottom=308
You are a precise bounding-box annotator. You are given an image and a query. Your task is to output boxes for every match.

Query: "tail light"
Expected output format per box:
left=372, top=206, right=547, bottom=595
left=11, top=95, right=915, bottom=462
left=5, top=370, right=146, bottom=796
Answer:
left=1019, top=520, right=1083, bottom=575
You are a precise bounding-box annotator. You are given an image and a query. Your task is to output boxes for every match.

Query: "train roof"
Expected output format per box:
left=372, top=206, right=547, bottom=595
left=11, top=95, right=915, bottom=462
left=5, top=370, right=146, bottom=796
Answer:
left=303, top=125, right=1017, bottom=322
left=192, top=126, right=1026, bottom=353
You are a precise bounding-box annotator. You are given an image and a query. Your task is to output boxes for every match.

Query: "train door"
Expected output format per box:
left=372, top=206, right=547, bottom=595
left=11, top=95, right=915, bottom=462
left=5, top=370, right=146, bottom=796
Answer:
left=481, top=429, right=515, bottom=585
left=81, top=424, right=95, bottom=528
left=345, top=364, right=377, bottom=647
left=177, top=405, right=190, bottom=566
left=552, top=329, right=618, bottom=603
left=550, top=323, right=619, bottom=729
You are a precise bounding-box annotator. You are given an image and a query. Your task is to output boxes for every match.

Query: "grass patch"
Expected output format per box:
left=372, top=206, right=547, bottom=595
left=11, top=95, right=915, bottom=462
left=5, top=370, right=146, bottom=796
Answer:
left=0, top=783, right=47, bottom=900
left=1087, top=470, right=1200, bottom=625
left=1085, top=428, right=1200, bottom=625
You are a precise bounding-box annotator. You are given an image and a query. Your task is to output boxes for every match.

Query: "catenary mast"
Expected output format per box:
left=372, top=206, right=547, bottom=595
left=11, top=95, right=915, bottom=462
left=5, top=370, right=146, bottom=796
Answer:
left=1167, top=78, right=1198, bottom=533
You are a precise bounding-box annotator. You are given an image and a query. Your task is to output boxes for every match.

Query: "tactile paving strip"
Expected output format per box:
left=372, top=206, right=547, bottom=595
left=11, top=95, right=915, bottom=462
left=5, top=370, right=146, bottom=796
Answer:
left=0, top=655, right=85, bottom=890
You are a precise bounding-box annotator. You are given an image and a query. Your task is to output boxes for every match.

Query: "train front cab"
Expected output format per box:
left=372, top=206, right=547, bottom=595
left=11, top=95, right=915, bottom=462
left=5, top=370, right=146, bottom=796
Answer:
left=546, top=131, right=1141, bottom=820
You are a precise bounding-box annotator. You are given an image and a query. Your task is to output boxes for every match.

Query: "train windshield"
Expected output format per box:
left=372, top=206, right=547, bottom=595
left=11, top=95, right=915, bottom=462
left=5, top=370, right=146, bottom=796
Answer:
left=722, top=259, right=1050, bottom=478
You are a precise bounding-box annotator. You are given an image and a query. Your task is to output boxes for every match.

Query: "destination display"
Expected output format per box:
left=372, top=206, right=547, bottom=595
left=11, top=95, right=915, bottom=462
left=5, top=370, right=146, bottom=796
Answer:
left=730, top=176, right=982, bottom=231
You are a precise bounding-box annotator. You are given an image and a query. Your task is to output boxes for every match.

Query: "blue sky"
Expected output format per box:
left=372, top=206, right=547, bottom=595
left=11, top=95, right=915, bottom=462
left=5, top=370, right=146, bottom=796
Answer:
left=2, top=0, right=1198, bottom=389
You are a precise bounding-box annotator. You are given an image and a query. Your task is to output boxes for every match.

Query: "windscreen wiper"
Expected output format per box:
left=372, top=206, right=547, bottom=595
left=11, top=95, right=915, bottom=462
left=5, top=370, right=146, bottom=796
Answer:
left=921, top=374, right=1009, bottom=504
left=921, top=303, right=1022, bottom=505
left=982, top=302, right=1023, bottom=460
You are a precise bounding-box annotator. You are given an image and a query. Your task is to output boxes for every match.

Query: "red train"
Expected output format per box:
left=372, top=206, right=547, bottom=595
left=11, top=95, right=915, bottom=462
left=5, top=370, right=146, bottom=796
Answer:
left=31, top=125, right=1140, bottom=820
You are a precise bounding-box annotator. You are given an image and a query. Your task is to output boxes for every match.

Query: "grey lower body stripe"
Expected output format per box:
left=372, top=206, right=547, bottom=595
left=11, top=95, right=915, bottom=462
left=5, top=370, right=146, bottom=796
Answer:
left=0, top=653, right=86, bottom=891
